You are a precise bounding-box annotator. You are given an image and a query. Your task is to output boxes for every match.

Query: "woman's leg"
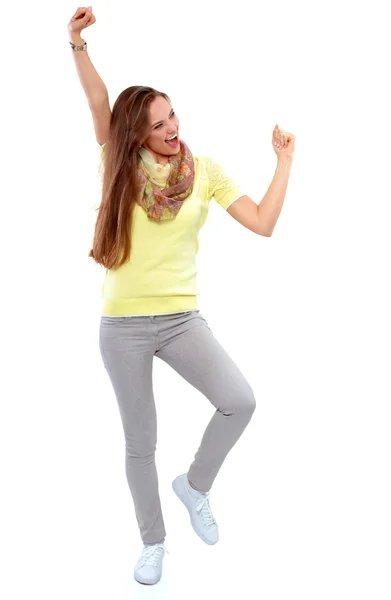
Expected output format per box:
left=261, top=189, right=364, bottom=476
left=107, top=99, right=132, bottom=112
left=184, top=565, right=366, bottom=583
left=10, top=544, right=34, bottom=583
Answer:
left=155, top=312, right=256, bottom=493
left=99, top=316, right=166, bottom=545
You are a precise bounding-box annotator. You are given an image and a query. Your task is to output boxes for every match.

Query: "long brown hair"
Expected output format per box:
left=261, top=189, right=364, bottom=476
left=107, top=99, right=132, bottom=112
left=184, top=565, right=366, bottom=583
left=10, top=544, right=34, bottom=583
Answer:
left=88, top=86, right=170, bottom=270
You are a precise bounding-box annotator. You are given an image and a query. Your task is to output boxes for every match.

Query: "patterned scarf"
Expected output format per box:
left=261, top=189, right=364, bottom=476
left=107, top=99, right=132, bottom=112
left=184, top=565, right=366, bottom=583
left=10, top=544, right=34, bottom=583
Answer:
left=136, top=139, right=195, bottom=222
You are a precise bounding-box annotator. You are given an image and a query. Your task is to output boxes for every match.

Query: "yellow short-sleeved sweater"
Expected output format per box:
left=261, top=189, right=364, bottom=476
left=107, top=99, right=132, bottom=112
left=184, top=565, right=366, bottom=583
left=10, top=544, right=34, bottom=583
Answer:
left=97, top=143, right=244, bottom=316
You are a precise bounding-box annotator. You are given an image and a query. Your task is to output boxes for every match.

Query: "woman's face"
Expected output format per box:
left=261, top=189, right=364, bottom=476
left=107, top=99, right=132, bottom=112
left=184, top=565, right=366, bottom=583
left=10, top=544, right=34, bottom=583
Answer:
left=142, top=96, right=180, bottom=164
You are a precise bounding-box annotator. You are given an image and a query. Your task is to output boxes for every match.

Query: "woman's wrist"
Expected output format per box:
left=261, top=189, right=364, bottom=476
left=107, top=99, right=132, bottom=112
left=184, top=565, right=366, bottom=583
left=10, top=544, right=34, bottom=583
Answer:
left=68, top=32, right=85, bottom=45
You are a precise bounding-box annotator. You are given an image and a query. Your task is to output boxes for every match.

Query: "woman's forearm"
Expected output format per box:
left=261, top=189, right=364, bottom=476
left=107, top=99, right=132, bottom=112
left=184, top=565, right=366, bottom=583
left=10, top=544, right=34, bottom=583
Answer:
left=257, top=157, right=293, bottom=236
left=69, top=32, right=109, bottom=108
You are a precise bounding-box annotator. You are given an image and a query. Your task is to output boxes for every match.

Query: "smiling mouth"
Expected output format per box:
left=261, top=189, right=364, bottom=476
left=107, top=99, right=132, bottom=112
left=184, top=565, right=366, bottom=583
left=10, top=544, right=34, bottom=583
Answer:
left=165, top=135, right=179, bottom=146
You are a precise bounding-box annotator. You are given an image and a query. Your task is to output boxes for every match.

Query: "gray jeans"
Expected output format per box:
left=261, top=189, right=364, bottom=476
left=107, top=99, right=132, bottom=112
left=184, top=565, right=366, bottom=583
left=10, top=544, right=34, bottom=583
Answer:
left=99, top=310, right=256, bottom=545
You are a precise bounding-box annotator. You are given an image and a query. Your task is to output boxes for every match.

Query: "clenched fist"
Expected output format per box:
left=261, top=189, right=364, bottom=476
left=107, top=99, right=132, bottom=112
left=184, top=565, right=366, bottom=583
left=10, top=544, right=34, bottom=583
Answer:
left=68, top=6, right=96, bottom=36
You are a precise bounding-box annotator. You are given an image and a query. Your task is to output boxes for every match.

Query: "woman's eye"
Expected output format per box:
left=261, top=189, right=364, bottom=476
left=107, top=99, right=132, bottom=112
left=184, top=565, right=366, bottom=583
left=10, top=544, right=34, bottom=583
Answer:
left=154, top=113, right=174, bottom=129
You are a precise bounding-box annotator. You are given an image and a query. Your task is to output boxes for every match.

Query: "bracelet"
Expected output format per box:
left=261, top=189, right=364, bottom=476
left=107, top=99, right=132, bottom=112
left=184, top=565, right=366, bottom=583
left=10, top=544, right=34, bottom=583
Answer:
left=69, top=39, right=87, bottom=51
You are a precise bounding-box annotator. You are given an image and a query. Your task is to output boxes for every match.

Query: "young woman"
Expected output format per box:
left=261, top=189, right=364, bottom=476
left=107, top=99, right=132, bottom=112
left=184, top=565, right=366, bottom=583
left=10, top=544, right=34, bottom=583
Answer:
left=68, top=5, right=295, bottom=586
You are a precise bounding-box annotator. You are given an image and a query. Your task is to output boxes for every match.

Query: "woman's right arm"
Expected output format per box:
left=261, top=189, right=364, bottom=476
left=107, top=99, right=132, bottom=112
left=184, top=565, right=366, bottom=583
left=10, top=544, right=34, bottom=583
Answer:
left=68, top=6, right=111, bottom=145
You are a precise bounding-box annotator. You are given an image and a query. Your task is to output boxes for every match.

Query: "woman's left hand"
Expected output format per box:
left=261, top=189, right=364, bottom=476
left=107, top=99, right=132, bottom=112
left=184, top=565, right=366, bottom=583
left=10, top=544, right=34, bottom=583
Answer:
left=272, top=125, right=295, bottom=159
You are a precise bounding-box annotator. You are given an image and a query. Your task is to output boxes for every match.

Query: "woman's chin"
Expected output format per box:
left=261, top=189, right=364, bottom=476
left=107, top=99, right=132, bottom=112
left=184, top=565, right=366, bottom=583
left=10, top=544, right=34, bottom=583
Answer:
left=162, top=148, right=180, bottom=157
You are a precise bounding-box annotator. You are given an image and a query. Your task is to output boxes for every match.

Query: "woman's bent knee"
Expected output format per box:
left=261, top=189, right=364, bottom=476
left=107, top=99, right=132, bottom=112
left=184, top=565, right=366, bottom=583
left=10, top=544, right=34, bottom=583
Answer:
left=223, top=387, right=256, bottom=416
left=245, top=393, right=256, bottom=415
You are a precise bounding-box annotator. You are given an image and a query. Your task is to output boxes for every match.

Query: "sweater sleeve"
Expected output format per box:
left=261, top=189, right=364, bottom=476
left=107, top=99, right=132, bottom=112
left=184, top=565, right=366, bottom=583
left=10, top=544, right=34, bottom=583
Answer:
left=203, top=155, right=244, bottom=210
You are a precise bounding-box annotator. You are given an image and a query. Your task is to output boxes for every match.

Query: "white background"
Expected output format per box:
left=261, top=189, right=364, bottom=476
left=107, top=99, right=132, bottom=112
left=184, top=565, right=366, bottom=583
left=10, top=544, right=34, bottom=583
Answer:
left=1, top=1, right=390, bottom=599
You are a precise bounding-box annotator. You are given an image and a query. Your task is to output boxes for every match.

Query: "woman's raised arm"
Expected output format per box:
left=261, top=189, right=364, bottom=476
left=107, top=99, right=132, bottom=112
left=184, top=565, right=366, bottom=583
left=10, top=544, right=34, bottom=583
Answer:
left=68, top=6, right=111, bottom=145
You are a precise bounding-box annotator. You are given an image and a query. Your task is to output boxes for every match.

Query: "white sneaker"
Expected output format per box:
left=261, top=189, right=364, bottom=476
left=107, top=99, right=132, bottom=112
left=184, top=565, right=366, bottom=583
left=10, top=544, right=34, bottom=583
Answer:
left=134, top=542, right=169, bottom=585
left=172, top=473, right=219, bottom=545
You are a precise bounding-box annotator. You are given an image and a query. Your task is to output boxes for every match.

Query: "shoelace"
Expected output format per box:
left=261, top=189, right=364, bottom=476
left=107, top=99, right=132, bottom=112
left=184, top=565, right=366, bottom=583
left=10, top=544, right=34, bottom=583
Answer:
left=140, top=543, right=169, bottom=568
left=195, top=492, right=216, bottom=527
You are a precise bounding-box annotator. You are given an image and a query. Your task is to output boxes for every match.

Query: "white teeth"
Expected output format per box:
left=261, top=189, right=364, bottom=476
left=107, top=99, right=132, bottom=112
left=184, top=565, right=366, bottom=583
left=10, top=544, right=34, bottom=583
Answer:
left=167, top=135, right=177, bottom=141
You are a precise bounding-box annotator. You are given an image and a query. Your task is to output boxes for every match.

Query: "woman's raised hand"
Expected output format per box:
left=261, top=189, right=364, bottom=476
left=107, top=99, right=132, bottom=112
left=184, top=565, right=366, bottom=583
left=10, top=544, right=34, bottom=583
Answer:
left=272, top=125, right=295, bottom=159
left=68, top=6, right=96, bottom=36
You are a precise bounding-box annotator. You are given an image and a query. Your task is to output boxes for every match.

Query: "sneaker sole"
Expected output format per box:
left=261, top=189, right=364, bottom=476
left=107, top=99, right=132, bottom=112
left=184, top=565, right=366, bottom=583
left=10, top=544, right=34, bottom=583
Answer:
left=172, top=476, right=218, bottom=545
left=134, top=574, right=161, bottom=585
